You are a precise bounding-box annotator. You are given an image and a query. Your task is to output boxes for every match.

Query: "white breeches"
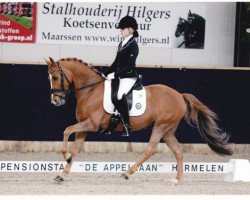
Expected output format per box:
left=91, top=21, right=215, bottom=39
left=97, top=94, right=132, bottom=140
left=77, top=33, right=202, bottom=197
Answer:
left=117, top=78, right=137, bottom=100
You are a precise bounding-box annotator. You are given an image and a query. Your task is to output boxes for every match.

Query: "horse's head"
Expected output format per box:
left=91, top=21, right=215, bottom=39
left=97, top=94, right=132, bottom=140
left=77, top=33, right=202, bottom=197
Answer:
left=187, top=10, right=195, bottom=25
left=175, top=17, right=188, bottom=37
left=45, top=57, right=72, bottom=106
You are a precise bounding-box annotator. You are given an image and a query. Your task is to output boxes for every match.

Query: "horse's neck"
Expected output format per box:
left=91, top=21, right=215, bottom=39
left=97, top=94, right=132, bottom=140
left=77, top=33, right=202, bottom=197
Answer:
left=65, top=63, right=97, bottom=85
left=65, top=62, right=103, bottom=100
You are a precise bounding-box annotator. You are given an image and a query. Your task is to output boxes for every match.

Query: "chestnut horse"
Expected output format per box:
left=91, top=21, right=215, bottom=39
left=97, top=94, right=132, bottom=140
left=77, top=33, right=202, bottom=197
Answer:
left=45, top=57, right=233, bottom=184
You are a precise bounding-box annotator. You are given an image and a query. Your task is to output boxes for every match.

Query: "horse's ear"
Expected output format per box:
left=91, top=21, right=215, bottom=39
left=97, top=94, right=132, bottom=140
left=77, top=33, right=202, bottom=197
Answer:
left=189, top=10, right=192, bottom=15
left=49, top=57, right=56, bottom=66
left=44, top=58, right=50, bottom=66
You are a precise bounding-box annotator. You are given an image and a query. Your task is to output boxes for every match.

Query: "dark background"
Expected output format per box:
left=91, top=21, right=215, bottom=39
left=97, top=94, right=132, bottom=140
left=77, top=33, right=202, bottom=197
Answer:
left=234, top=2, right=250, bottom=67
left=1, top=64, right=250, bottom=144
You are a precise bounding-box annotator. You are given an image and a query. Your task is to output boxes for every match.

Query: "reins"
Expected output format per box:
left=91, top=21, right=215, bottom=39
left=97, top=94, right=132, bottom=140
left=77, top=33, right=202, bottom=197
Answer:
left=72, top=80, right=104, bottom=92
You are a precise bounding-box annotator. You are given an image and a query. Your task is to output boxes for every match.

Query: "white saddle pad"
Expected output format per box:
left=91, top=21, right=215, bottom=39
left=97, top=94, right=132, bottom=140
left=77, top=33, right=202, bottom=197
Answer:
left=103, top=80, right=146, bottom=116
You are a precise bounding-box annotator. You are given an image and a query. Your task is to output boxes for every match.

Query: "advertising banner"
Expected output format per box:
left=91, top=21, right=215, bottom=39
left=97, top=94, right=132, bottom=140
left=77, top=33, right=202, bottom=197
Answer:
left=0, top=2, right=36, bottom=43
left=0, top=161, right=228, bottom=173
left=37, top=2, right=206, bottom=48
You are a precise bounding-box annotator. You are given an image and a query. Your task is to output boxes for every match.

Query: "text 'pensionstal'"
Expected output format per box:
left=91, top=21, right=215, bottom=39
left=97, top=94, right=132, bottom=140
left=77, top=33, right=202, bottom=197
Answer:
left=42, top=3, right=171, bottom=22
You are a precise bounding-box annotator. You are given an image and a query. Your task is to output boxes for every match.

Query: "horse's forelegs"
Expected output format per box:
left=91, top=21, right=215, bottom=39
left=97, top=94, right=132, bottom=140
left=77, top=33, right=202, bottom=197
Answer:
left=162, top=128, right=183, bottom=184
left=55, top=119, right=94, bottom=183
left=61, top=132, right=87, bottom=175
left=61, top=119, right=94, bottom=163
left=55, top=132, right=87, bottom=183
left=71, top=132, right=88, bottom=157
left=121, top=124, right=165, bottom=179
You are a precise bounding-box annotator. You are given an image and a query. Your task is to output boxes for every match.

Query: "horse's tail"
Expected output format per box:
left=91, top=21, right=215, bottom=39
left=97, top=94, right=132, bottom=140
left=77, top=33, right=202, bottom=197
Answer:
left=182, top=93, right=233, bottom=156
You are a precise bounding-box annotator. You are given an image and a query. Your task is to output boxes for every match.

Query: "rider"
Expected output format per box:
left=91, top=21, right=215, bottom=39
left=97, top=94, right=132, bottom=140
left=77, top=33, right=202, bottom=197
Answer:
left=103, top=15, right=139, bottom=136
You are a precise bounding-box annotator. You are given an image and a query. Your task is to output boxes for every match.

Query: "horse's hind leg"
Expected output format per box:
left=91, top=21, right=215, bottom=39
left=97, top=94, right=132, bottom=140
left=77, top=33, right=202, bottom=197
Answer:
left=54, top=132, right=87, bottom=183
left=162, top=126, right=183, bottom=184
left=121, top=123, right=168, bottom=179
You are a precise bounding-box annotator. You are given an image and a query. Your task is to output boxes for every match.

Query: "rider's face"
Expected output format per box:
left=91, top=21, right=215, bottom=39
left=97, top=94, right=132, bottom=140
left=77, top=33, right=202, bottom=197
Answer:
left=120, top=28, right=133, bottom=38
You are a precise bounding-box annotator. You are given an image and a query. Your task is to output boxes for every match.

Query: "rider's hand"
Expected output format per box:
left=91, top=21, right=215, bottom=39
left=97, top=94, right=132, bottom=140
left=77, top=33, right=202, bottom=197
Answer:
left=107, top=73, right=115, bottom=80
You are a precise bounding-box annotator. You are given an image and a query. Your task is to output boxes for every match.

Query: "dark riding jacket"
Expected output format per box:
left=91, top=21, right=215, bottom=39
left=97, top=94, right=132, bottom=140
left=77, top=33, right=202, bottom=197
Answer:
left=104, top=36, right=139, bottom=78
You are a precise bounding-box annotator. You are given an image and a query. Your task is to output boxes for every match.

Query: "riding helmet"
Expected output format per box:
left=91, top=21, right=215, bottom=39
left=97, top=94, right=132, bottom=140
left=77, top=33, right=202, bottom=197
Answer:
left=117, top=15, right=139, bottom=37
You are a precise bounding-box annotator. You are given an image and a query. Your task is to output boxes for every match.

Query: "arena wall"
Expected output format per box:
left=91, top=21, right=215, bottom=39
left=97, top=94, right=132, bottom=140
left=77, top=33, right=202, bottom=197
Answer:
left=1, top=63, right=250, bottom=153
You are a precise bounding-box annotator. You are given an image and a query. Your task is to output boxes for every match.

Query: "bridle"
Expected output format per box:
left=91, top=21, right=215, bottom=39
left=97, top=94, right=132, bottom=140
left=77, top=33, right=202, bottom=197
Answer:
left=48, top=62, right=104, bottom=99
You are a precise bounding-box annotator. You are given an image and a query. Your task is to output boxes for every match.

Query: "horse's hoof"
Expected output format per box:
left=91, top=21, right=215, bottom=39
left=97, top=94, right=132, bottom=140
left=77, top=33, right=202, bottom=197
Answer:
left=54, top=175, right=64, bottom=183
left=168, top=178, right=179, bottom=186
left=120, top=173, right=129, bottom=180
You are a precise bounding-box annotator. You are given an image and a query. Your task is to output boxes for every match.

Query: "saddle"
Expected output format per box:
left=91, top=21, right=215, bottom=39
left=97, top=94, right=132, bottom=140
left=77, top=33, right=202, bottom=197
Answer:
left=103, top=75, right=146, bottom=116
left=102, top=75, right=146, bottom=134
left=111, top=76, right=143, bottom=111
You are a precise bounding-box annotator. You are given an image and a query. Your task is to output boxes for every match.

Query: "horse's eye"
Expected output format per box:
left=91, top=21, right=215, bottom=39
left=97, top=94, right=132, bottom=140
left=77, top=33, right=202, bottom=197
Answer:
left=52, top=76, right=58, bottom=81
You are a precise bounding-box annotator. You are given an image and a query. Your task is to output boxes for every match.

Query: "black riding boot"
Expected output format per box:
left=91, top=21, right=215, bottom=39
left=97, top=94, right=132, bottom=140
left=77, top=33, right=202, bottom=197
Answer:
left=101, top=114, right=120, bottom=135
left=117, top=94, right=131, bottom=137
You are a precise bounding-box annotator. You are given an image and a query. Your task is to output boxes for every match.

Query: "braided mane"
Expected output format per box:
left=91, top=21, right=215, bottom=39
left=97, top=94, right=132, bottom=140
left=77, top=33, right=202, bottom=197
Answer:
left=59, top=57, right=102, bottom=76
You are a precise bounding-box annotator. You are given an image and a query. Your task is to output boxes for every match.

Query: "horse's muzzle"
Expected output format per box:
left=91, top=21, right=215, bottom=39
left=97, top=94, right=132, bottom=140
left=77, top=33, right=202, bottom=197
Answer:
left=51, top=94, right=66, bottom=106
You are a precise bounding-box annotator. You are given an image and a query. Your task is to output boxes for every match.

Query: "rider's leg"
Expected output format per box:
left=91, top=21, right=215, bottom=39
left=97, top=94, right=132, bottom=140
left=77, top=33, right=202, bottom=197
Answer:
left=117, top=94, right=131, bottom=136
left=111, top=77, right=119, bottom=108
left=117, top=78, right=137, bottom=100
left=117, top=78, right=137, bottom=136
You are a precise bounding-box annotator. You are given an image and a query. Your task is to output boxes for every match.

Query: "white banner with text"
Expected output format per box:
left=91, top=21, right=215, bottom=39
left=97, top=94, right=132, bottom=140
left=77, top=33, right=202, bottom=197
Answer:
left=37, top=2, right=206, bottom=48
left=0, top=161, right=230, bottom=173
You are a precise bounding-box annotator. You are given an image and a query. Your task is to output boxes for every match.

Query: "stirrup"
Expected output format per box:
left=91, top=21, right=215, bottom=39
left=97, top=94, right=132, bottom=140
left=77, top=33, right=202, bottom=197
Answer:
left=121, top=124, right=131, bottom=137
left=100, top=129, right=112, bottom=135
